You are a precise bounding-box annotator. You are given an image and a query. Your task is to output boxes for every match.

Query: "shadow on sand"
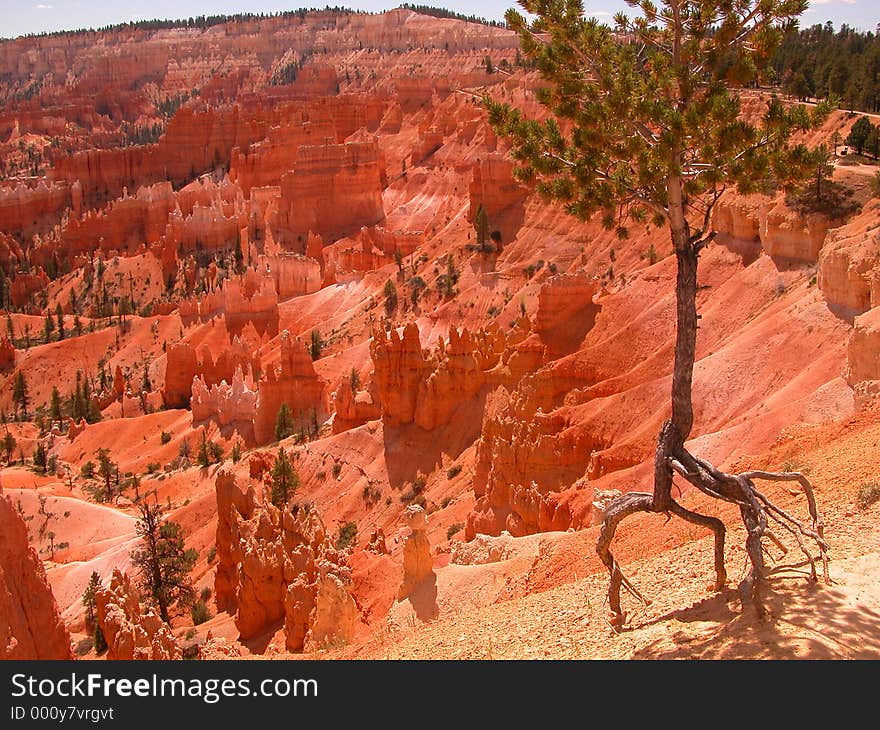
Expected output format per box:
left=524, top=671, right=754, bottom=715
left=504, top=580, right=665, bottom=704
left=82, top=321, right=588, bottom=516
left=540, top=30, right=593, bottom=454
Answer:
left=630, top=567, right=880, bottom=659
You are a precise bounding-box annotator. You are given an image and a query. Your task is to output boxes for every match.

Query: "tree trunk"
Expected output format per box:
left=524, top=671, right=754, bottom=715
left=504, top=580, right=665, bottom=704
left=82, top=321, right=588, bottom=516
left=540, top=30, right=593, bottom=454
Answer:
left=596, top=180, right=829, bottom=630
left=653, top=178, right=698, bottom=511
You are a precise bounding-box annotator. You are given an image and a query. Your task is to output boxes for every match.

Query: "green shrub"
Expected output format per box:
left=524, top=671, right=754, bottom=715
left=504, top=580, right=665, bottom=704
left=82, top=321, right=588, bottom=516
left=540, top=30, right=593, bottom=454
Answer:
left=362, top=484, right=381, bottom=505
left=447, top=522, right=464, bottom=540
left=160, top=431, right=172, bottom=444
left=780, top=459, right=811, bottom=475
left=190, top=600, right=211, bottom=625
left=446, top=464, right=462, bottom=479
left=336, top=521, right=357, bottom=551
left=856, top=481, right=880, bottom=510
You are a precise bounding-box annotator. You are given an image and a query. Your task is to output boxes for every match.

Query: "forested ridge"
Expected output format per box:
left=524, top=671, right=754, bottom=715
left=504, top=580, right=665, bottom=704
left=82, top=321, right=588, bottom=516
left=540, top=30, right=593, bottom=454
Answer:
left=774, top=22, right=880, bottom=113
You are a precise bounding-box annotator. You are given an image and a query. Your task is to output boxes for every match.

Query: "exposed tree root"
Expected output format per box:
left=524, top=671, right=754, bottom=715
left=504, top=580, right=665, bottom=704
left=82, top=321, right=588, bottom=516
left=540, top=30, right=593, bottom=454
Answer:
left=596, top=423, right=830, bottom=632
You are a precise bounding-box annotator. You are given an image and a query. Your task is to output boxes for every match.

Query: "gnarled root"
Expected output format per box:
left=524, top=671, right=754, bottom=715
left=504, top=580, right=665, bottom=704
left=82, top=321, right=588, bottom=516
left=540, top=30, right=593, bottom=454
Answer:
left=595, top=422, right=830, bottom=632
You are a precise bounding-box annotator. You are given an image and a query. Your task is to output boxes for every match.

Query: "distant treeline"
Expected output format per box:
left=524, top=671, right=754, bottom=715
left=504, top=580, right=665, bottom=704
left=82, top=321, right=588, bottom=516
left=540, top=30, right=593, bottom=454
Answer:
left=399, top=4, right=506, bottom=28
left=773, top=22, right=880, bottom=113
left=4, top=6, right=358, bottom=41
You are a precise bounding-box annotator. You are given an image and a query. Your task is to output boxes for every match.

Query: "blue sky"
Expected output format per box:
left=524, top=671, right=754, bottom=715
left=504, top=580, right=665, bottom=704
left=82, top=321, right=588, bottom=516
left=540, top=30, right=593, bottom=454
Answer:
left=5, top=1, right=878, bottom=39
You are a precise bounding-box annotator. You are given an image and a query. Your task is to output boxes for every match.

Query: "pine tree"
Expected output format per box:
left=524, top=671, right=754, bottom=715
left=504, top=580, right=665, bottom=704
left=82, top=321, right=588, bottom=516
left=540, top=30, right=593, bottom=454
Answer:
left=846, top=116, right=873, bottom=155
left=55, top=302, right=64, bottom=340
left=72, top=371, right=86, bottom=421
left=86, top=397, right=102, bottom=424
left=786, top=71, right=812, bottom=101
left=2, top=431, right=16, bottom=463
left=865, top=124, right=880, bottom=159
left=349, top=367, right=360, bottom=393
left=270, top=447, right=299, bottom=508
left=50, top=386, right=62, bottom=424
left=82, top=571, right=101, bottom=629
left=33, top=442, right=47, bottom=472
left=474, top=204, right=490, bottom=251
left=274, top=402, right=294, bottom=441
left=43, top=313, right=54, bottom=343
left=208, top=440, right=224, bottom=463
left=309, top=329, right=323, bottom=360
left=96, top=448, right=115, bottom=502
left=130, top=493, right=197, bottom=623
left=490, top=0, right=830, bottom=626
left=383, top=279, right=398, bottom=314
left=12, top=370, right=28, bottom=419
left=117, top=296, right=131, bottom=331
left=197, top=432, right=210, bottom=467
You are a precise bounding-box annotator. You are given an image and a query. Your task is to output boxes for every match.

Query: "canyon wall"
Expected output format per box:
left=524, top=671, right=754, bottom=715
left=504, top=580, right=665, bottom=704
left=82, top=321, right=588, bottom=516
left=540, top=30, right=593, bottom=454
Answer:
left=0, top=488, right=72, bottom=659
left=273, top=140, right=387, bottom=249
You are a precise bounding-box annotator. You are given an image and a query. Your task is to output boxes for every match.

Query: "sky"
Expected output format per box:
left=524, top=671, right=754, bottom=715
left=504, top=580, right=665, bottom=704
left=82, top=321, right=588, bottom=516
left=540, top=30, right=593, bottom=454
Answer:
left=4, top=0, right=879, bottom=39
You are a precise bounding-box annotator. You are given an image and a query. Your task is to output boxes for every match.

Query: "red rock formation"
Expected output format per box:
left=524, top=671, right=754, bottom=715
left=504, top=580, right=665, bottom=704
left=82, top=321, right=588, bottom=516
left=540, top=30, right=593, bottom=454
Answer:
left=9, top=269, right=50, bottom=308
left=332, top=381, right=381, bottom=434
left=848, top=307, right=880, bottom=386
left=0, top=180, right=71, bottom=236
left=713, top=192, right=833, bottom=263
left=0, top=336, right=15, bottom=371
left=466, top=386, right=583, bottom=539
left=58, top=181, right=176, bottom=259
left=270, top=252, right=323, bottom=299
left=397, top=505, right=434, bottom=600
left=67, top=418, right=87, bottom=441
left=760, top=201, right=833, bottom=262
left=369, top=323, right=431, bottom=426
left=273, top=140, right=387, bottom=248
left=468, top=153, right=528, bottom=244
left=534, top=271, right=599, bottom=357
left=324, top=226, right=422, bottom=276
left=162, top=336, right=260, bottom=408
left=191, top=365, right=259, bottom=436
left=0, top=232, right=24, bottom=269
left=213, top=470, right=359, bottom=651
left=253, top=331, right=328, bottom=445
left=847, top=307, right=880, bottom=409
left=0, top=487, right=72, bottom=659
left=178, top=267, right=280, bottom=337
left=230, top=115, right=337, bottom=195
left=368, top=321, right=528, bottom=431
left=162, top=178, right=248, bottom=257
left=413, top=125, right=444, bottom=163
left=52, top=105, right=273, bottom=207
left=94, top=570, right=181, bottom=660
left=818, top=201, right=880, bottom=313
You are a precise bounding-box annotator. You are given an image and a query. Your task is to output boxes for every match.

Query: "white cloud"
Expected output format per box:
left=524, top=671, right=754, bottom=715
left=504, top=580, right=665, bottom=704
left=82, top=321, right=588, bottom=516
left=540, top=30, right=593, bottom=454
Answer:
left=809, top=0, right=856, bottom=6
left=35, top=3, right=53, bottom=8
